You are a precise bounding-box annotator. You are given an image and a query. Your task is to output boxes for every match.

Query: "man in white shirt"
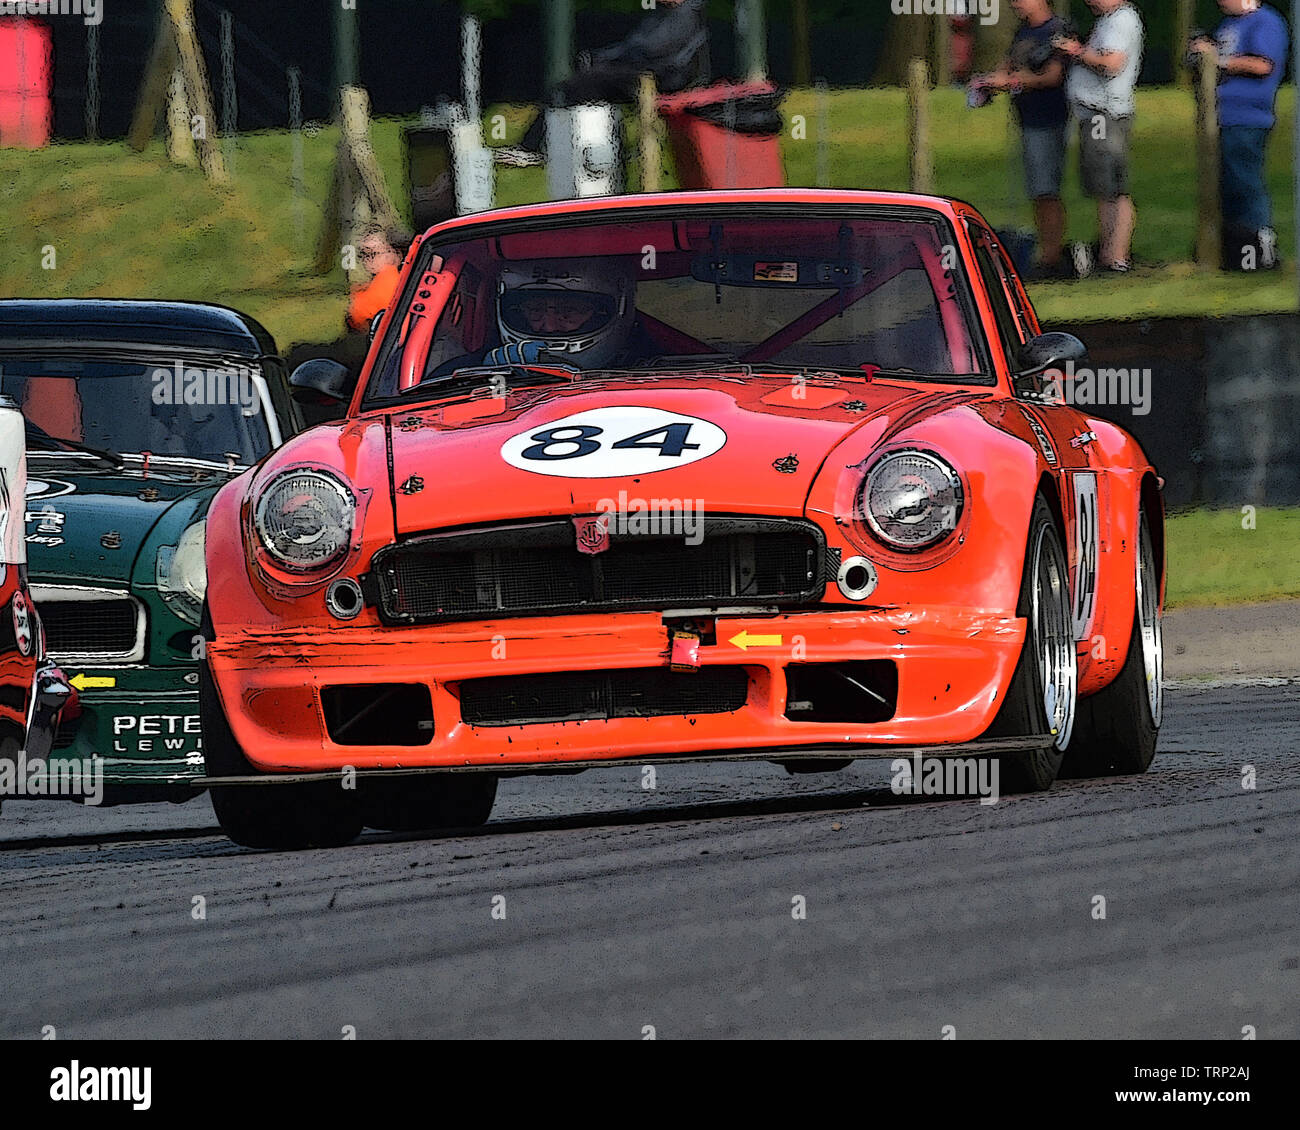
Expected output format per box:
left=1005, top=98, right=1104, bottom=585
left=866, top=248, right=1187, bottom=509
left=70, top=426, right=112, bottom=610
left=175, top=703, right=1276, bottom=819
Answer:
left=1058, top=0, right=1146, bottom=273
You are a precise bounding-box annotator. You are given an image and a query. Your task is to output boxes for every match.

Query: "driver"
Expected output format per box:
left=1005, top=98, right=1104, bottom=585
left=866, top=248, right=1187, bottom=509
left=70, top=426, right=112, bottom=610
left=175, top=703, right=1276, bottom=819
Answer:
left=484, top=259, right=654, bottom=371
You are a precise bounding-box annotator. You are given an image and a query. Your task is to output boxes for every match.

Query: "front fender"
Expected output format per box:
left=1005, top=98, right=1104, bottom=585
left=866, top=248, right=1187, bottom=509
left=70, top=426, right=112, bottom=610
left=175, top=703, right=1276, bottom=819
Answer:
left=805, top=402, right=1046, bottom=617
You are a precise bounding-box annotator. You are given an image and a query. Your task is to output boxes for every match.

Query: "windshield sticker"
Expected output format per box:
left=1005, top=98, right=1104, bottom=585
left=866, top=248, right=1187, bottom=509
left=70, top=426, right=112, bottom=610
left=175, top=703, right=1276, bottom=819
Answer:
left=755, top=262, right=799, bottom=283
left=501, top=406, right=726, bottom=479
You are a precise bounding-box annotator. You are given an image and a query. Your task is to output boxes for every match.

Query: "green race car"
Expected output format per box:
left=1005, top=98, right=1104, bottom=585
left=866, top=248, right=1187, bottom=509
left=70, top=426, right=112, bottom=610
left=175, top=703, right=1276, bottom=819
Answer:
left=0, top=300, right=301, bottom=804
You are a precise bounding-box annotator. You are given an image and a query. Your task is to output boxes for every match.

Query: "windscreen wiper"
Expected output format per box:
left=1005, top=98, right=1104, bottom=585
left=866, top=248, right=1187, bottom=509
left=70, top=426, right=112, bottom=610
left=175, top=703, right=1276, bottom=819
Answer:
left=24, top=420, right=124, bottom=468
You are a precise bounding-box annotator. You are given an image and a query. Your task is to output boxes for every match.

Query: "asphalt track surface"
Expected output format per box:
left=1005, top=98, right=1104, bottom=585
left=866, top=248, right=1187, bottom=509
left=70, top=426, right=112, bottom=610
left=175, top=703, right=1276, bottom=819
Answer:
left=1, top=679, right=1296, bottom=1040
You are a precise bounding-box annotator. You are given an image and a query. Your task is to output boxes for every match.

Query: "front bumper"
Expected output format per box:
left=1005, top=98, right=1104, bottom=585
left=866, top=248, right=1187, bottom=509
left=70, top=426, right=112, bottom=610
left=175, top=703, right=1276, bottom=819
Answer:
left=51, top=665, right=202, bottom=787
left=207, top=607, right=1026, bottom=773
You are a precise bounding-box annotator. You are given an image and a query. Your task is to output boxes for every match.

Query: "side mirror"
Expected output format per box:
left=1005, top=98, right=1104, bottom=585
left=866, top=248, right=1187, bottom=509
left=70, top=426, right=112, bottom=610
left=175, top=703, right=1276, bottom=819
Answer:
left=289, top=359, right=354, bottom=405
left=1016, top=332, right=1087, bottom=378
left=369, top=310, right=385, bottom=342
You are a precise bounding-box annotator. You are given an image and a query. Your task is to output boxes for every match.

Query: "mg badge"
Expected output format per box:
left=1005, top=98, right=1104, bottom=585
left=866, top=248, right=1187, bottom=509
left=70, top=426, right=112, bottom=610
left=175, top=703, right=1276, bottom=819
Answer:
left=573, top=515, right=610, bottom=556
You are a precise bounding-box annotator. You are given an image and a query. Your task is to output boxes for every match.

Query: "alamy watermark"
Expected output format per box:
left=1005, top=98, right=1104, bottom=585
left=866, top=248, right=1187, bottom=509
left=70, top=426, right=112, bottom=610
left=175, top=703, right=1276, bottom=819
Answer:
left=891, top=0, right=999, bottom=28
left=595, top=491, right=704, bottom=546
left=0, top=750, right=104, bottom=806
left=0, top=1, right=102, bottom=25
left=1044, top=361, right=1152, bottom=417
left=892, top=753, right=1000, bottom=805
left=151, top=360, right=262, bottom=413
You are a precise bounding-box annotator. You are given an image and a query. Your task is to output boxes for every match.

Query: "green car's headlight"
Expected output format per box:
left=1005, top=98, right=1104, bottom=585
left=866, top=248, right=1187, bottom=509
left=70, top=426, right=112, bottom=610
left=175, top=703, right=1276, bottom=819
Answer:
left=157, top=519, right=208, bottom=625
left=253, top=469, right=355, bottom=573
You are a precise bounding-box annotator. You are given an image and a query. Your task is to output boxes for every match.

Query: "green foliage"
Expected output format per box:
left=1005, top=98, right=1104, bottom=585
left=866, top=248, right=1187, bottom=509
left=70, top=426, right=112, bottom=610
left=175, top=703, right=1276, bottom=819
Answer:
left=1, top=86, right=1294, bottom=349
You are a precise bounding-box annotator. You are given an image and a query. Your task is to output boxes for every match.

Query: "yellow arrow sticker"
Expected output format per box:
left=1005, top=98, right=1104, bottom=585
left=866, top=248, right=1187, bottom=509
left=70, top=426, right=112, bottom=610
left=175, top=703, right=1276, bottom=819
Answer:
left=729, top=630, right=784, bottom=652
left=70, top=673, right=116, bottom=691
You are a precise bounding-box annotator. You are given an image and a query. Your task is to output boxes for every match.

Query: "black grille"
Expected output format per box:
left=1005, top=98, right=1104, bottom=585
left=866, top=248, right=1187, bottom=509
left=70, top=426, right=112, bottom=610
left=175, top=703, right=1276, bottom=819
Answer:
left=40, top=599, right=139, bottom=657
left=370, top=517, right=824, bottom=624
left=460, top=667, right=749, bottom=727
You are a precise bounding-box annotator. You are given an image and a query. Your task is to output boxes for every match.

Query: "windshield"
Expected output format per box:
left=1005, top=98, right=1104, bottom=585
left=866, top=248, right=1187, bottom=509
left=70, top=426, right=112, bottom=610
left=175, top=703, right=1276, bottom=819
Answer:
left=366, top=208, right=991, bottom=404
left=0, top=356, right=275, bottom=465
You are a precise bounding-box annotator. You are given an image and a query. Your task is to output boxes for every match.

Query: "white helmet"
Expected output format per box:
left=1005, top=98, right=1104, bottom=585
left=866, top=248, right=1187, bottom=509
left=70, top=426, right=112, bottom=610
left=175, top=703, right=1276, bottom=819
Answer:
left=496, top=259, right=636, bottom=370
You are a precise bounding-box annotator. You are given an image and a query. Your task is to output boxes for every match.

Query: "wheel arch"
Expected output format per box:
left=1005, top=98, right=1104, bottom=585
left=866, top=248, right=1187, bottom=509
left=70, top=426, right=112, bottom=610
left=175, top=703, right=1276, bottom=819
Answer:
left=1036, top=470, right=1067, bottom=541
left=1139, top=472, right=1166, bottom=606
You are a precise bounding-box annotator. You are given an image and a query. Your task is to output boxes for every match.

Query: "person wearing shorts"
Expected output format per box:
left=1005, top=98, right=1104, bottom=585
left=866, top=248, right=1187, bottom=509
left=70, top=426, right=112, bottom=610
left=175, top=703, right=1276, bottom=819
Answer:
left=1060, top=0, right=1145, bottom=273
left=985, top=0, right=1070, bottom=277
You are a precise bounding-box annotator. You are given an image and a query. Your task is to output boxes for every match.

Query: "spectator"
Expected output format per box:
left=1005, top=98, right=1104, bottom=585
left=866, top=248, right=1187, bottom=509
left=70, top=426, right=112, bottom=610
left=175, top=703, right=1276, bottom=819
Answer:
left=950, top=16, right=976, bottom=85
left=983, top=0, right=1071, bottom=278
left=497, top=0, right=710, bottom=167
left=1192, top=0, right=1289, bottom=269
left=346, top=224, right=411, bottom=334
left=1058, top=0, right=1145, bottom=274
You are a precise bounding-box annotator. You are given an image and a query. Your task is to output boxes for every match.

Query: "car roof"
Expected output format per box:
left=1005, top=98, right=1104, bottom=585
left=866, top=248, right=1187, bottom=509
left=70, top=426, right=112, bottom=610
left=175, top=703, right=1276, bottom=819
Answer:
left=0, top=299, right=277, bottom=358
left=419, top=188, right=973, bottom=244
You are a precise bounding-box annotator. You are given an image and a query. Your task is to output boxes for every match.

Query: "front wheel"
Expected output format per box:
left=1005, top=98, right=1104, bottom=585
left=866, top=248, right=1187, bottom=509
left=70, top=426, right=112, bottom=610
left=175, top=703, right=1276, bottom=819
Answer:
left=1061, top=507, right=1162, bottom=777
left=985, top=496, right=1078, bottom=793
left=200, top=646, right=362, bottom=851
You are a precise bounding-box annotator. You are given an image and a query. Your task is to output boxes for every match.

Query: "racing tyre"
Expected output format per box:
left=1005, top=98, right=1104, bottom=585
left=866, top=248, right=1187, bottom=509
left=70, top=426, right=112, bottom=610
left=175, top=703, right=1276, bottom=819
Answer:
left=199, top=631, right=362, bottom=850
left=361, top=773, right=498, bottom=832
left=1061, top=508, right=1162, bottom=777
left=985, top=496, right=1077, bottom=793
left=0, top=730, right=19, bottom=815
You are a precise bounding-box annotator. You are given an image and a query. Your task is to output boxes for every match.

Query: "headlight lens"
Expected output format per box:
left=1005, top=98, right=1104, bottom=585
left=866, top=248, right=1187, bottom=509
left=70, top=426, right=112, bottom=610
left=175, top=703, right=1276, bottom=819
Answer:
left=254, top=470, right=355, bottom=572
left=859, top=450, right=964, bottom=551
left=157, top=519, right=207, bottom=625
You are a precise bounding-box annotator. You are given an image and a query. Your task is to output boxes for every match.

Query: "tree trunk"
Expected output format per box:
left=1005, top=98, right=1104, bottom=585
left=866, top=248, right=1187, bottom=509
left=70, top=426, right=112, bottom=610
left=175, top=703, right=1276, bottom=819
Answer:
left=1176, top=0, right=1197, bottom=90
left=874, top=11, right=931, bottom=87
left=792, top=0, right=811, bottom=88
left=931, top=12, right=951, bottom=88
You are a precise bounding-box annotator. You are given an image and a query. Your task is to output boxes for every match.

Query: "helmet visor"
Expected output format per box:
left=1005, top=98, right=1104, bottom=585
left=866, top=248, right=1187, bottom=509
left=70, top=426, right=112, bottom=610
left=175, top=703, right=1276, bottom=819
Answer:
left=500, top=289, right=616, bottom=340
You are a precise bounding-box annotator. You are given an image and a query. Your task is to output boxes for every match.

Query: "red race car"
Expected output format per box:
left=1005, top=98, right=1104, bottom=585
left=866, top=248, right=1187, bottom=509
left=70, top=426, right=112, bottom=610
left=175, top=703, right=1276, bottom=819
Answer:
left=200, top=190, right=1164, bottom=849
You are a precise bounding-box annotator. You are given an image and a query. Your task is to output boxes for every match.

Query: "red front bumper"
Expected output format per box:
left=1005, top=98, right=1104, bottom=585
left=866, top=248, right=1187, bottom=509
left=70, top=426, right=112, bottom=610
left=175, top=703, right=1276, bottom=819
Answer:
left=206, top=606, right=1025, bottom=773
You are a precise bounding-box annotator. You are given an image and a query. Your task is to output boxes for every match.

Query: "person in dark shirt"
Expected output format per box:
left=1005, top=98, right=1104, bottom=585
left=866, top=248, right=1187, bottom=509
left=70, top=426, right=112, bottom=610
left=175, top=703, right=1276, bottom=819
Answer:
left=1191, top=0, right=1290, bottom=268
left=498, top=0, right=710, bottom=166
left=982, top=0, right=1070, bottom=277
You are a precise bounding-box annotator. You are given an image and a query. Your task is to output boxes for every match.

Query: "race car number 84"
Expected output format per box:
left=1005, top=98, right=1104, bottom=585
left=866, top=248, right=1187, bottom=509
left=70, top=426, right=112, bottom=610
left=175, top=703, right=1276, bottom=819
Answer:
left=501, top=406, right=727, bottom=478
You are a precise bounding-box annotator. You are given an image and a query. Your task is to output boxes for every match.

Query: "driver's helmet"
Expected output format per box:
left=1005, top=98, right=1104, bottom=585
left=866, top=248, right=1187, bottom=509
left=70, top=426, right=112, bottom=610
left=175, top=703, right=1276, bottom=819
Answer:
left=496, top=259, right=636, bottom=370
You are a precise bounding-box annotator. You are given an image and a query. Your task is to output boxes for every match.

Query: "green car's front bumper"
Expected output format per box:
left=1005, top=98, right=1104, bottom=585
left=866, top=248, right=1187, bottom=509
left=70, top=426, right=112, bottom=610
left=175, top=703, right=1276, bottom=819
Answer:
left=52, top=664, right=203, bottom=796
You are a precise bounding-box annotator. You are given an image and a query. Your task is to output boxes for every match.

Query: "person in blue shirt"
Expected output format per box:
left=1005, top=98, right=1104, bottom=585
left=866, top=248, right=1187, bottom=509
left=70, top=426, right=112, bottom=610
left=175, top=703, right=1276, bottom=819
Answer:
left=1191, top=1, right=1290, bottom=260
left=983, top=0, right=1071, bottom=278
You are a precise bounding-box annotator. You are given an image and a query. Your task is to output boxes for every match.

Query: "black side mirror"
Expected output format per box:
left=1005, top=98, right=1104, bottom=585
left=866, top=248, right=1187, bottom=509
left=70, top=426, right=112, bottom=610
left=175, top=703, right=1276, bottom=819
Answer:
left=369, top=311, right=385, bottom=342
left=289, top=359, right=354, bottom=405
left=1016, top=332, right=1087, bottom=378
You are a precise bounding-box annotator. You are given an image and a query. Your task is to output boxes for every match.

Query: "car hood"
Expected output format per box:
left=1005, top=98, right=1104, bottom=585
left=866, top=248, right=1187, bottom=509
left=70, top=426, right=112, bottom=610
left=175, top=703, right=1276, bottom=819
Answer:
left=387, top=375, right=988, bottom=533
left=24, top=459, right=229, bottom=586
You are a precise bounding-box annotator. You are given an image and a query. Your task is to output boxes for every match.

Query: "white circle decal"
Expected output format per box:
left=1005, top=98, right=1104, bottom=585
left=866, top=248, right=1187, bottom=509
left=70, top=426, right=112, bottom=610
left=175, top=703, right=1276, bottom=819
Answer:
left=26, top=478, right=76, bottom=501
left=501, top=406, right=727, bottom=478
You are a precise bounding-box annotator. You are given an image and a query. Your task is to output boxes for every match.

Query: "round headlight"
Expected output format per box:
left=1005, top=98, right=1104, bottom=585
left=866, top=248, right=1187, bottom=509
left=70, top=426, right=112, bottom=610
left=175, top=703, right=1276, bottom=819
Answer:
left=157, top=519, right=208, bottom=624
left=254, top=470, right=355, bottom=572
left=859, top=450, right=964, bottom=551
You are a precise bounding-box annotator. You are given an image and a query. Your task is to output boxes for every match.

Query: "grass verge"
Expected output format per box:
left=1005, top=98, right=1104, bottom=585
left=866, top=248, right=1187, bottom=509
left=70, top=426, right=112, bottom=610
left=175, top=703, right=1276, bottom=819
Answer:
left=1166, top=507, right=1300, bottom=608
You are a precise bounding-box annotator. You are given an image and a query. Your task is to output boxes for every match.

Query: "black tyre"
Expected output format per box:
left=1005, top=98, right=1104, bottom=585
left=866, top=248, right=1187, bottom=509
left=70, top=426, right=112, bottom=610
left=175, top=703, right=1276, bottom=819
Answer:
left=984, top=496, right=1078, bottom=793
left=360, top=773, right=498, bottom=832
left=0, top=730, right=19, bottom=816
left=199, top=631, right=362, bottom=850
left=1061, top=508, right=1162, bottom=777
